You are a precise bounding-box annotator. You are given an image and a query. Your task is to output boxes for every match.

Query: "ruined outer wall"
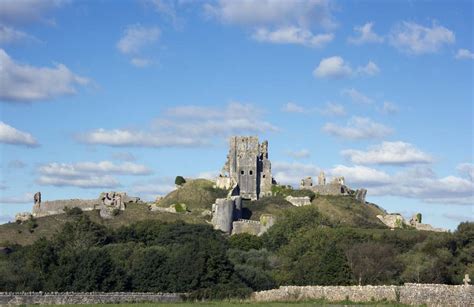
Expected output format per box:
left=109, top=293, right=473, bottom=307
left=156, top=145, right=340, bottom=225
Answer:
left=33, top=199, right=99, bottom=217
left=0, top=292, right=182, bottom=305
left=309, top=183, right=348, bottom=196
left=252, top=284, right=473, bottom=307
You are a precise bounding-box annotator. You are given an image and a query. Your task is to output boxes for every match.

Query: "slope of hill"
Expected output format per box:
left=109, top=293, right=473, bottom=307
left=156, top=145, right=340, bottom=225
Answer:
left=1, top=180, right=388, bottom=246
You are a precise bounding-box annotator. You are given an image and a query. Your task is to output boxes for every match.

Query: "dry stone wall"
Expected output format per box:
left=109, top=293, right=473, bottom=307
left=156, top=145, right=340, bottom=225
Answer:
left=252, top=284, right=473, bottom=307
left=0, top=292, right=183, bottom=305
left=33, top=199, right=99, bottom=217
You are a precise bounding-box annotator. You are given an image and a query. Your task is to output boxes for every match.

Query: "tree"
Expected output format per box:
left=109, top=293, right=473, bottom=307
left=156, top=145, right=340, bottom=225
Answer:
left=175, top=176, right=186, bottom=186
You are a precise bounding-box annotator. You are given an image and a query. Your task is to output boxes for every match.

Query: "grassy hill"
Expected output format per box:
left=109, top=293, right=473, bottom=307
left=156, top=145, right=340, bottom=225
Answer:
left=0, top=180, right=388, bottom=246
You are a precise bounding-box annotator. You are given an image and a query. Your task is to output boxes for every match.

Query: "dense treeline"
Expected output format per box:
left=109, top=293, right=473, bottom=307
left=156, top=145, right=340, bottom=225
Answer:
left=0, top=207, right=472, bottom=299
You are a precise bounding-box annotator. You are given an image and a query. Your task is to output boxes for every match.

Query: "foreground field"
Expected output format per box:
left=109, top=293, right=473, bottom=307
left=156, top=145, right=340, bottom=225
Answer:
left=40, top=300, right=413, bottom=307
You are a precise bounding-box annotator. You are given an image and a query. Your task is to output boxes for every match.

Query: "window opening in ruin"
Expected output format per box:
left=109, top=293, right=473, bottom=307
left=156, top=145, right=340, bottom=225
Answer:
left=241, top=170, right=245, bottom=175
left=249, top=170, right=253, bottom=175
left=263, top=174, right=266, bottom=178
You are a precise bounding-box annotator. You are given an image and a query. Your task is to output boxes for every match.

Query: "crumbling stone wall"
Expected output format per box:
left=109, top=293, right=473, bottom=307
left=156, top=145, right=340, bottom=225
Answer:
left=252, top=284, right=473, bottom=307
left=232, top=214, right=275, bottom=236
left=285, top=196, right=311, bottom=207
left=33, top=199, right=99, bottom=217
left=0, top=292, right=183, bottom=305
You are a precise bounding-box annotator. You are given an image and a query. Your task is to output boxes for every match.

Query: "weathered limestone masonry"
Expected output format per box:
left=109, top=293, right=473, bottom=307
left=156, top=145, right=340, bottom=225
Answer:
left=285, top=195, right=311, bottom=207
left=211, top=197, right=242, bottom=234
left=217, top=136, right=272, bottom=200
left=28, top=191, right=140, bottom=219
left=377, top=214, right=448, bottom=232
left=252, top=284, right=474, bottom=307
left=0, top=292, right=183, bottom=305
left=232, top=214, right=275, bottom=236
left=300, top=173, right=352, bottom=197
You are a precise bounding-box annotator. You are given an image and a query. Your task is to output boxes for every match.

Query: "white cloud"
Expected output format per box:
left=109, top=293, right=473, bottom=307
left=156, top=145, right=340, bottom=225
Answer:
left=0, top=24, right=36, bottom=45
left=205, top=0, right=336, bottom=47
left=286, top=149, right=311, bottom=159
left=342, top=141, right=434, bottom=165
left=39, top=161, right=152, bottom=177
left=318, top=102, right=346, bottom=116
left=78, top=102, right=277, bottom=148
left=273, top=161, right=320, bottom=186
left=252, top=26, right=333, bottom=47
left=0, top=0, right=66, bottom=26
left=205, top=0, right=336, bottom=29
left=0, top=192, right=33, bottom=204
left=197, top=171, right=219, bottom=180
left=356, top=61, right=380, bottom=76
left=443, top=212, right=474, bottom=223
left=37, top=160, right=151, bottom=189
left=313, top=56, right=352, bottom=79
left=380, top=101, right=399, bottom=114
left=314, top=57, right=378, bottom=79
left=455, top=49, right=474, bottom=60
left=322, top=116, right=393, bottom=140
left=457, top=163, right=474, bottom=181
left=370, top=166, right=474, bottom=205
left=117, top=24, right=160, bottom=55
left=0, top=121, right=39, bottom=147
left=282, top=102, right=305, bottom=113
left=131, top=57, right=153, bottom=68
left=37, top=175, right=119, bottom=189
left=342, top=88, right=374, bottom=104
left=328, top=165, right=391, bottom=187
left=0, top=48, right=88, bottom=102
left=348, top=22, right=384, bottom=45
left=389, top=21, right=455, bottom=54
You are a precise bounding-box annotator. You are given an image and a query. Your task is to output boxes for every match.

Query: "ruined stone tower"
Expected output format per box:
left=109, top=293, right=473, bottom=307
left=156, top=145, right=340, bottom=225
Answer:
left=217, top=136, right=272, bottom=200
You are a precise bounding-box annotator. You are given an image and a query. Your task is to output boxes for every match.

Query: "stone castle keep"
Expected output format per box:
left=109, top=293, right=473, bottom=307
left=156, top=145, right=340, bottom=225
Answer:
left=216, top=136, right=272, bottom=200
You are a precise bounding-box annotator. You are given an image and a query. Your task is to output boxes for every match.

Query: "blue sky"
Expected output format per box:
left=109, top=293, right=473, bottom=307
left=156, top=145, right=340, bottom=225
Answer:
left=0, top=0, right=472, bottom=230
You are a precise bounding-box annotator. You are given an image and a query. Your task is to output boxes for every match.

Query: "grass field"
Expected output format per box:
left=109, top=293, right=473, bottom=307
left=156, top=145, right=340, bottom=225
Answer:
left=37, top=300, right=414, bottom=307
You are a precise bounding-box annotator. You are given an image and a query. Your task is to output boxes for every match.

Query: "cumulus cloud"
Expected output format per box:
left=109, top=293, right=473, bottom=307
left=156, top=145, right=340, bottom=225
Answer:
left=205, top=0, right=336, bottom=47
left=314, top=57, right=378, bottom=79
left=379, top=101, right=399, bottom=114
left=205, top=0, right=336, bottom=29
left=37, top=175, right=119, bottom=189
left=252, top=26, right=333, bottom=47
left=37, top=160, right=152, bottom=189
left=282, top=102, right=305, bottom=113
left=78, top=102, right=277, bottom=148
left=0, top=49, right=88, bottom=102
left=457, top=163, right=474, bottom=181
left=0, top=0, right=66, bottom=25
left=0, top=121, right=39, bottom=147
left=342, top=88, right=374, bottom=104
left=348, top=22, right=384, bottom=45
left=328, top=165, right=391, bottom=186
left=322, top=117, right=393, bottom=140
left=313, top=56, right=352, bottom=79
left=273, top=161, right=320, bottom=186
left=455, top=49, right=474, bottom=60
left=389, top=21, right=455, bottom=54
left=286, top=149, right=311, bottom=159
left=111, top=152, right=136, bottom=162
left=342, top=141, right=434, bottom=165
left=0, top=24, right=37, bottom=45
left=369, top=166, right=474, bottom=205
left=356, top=61, right=380, bottom=76
left=117, top=24, right=160, bottom=67
left=318, top=102, right=346, bottom=116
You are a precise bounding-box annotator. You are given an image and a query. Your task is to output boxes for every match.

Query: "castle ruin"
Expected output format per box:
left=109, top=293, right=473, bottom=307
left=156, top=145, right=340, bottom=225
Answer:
left=216, top=136, right=272, bottom=200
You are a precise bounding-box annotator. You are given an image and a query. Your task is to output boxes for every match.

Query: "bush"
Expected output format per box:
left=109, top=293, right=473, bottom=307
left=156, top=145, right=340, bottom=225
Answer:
left=229, top=234, right=263, bottom=251
left=175, top=176, right=186, bottom=186
left=65, top=207, right=83, bottom=216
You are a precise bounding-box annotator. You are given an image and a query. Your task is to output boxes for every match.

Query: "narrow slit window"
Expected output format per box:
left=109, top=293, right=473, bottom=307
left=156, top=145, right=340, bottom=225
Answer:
left=241, top=170, right=245, bottom=175
left=249, top=170, right=253, bottom=175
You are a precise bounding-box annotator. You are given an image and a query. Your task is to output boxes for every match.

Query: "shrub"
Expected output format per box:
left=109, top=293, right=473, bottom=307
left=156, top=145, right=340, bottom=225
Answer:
left=229, top=233, right=263, bottom=251
left=65, top=207, right=83, bottom=216
left=175, top=176, right=186, bottom=186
